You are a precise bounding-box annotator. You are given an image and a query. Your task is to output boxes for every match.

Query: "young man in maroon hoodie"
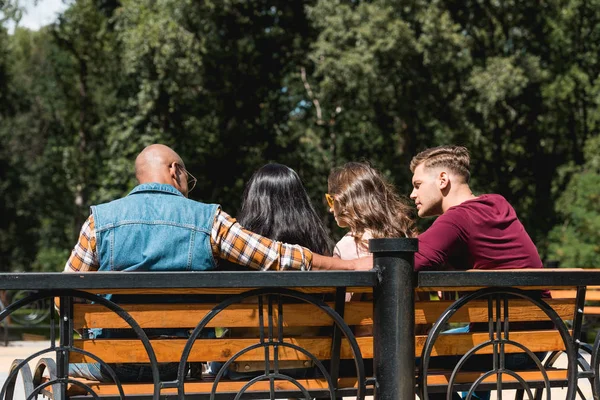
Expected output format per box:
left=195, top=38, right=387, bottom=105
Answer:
left=410, top=145, right=543, bottom=271
left=409, top=145, right=545, bottom=400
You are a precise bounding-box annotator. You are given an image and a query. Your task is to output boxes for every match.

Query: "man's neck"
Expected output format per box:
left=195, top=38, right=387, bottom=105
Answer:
left=442, top=185, right=476, bottom=213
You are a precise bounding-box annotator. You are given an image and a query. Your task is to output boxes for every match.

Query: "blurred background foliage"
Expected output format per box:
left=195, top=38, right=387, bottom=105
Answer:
left=0, top=0, right=599, bottom=272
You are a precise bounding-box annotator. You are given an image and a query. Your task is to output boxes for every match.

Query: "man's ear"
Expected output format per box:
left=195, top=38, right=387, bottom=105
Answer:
left=170, top=162, right=181, bottom=185
left=438, top=171, right=449, bottom=190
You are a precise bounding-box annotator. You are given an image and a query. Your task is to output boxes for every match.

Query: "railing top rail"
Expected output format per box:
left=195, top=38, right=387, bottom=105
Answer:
left=2, top=269, right=599, bottom=291
left=0, top=270, right=378, bottom=290
left=418, top=269, right=600, bottom=288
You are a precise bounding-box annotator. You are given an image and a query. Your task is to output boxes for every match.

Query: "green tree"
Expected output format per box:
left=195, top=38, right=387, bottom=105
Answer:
left=1, top=0, right=599, bottom=270
left=300, top=0, right=600, bottom=247
left=548, top=135, right=600, bottom=268
left=0, top=0, right=118, bottom=271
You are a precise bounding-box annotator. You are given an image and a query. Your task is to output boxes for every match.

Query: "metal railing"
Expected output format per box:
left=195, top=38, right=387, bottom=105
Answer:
left=0, top=238, right=600, bottom=400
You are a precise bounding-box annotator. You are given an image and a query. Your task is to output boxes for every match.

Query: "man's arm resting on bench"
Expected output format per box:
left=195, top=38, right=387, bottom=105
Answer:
left=311, top=253, right=373, bottom=271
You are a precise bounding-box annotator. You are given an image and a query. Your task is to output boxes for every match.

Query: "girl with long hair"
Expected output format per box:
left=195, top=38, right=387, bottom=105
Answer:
left=207, top=163, right=333, bottom=379
left=237, top=163, right=333, bottom=256
left=327, top=161, right=417, bottom=261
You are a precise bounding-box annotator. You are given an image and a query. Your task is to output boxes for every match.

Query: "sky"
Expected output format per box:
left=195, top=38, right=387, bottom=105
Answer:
left=5, top=0, right=69, bottom=33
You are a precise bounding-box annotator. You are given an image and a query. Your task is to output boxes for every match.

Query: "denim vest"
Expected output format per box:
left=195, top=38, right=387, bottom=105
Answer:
left=88, top=183, right=219, bottom=339
left=92, top=183, right=218, bottom=272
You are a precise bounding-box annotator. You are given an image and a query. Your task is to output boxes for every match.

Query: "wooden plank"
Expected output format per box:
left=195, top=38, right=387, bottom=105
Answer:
left=70, top=337, right=372, bottom=363
left=73, top=298, right=573, bottom=330
left=551, top=290, right=600, bottom=301
left=62, top=370, right=570, bottom=396
left=416, top=299, right=575, bottom=324
left=583, top=306, right=600, bottom=315
left=64, top=378, right=361, bottom=396
left=73, top=302, right=374, bottom=329
left=426, top=369, right=568, bottom=385
left=70, top=330, right=566, bottom=363
left=418, top=330, right=567, bottom=357
left=82, top=286, right=589, bottom=295
left=418, top=286, right=567, bottom=292
left=82, top=287, right=373, bottom=295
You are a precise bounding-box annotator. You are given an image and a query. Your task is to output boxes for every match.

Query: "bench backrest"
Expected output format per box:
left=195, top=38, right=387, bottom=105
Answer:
left=70, top=291, right=577, bottom=363
left=65, top=286, right=579, bottom=398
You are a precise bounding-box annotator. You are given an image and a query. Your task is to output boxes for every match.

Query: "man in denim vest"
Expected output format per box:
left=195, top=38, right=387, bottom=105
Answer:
left=66, top=144, right=369, bottom=382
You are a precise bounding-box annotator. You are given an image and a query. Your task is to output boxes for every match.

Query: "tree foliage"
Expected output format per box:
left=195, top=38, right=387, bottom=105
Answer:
left=0, top=0, right=598, bottom=271
left=548, top=136, right=600, bottom=268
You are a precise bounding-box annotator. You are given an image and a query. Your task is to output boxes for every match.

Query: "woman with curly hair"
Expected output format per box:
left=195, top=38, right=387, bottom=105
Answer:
left=327, top=161, right=417, bottom=263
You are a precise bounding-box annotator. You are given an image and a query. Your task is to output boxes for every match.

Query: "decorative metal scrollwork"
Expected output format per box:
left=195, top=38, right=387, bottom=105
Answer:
left=0, top=290, right=157, bottom=400
left=418, top=287, right=577, bottom=400
left=178, top=287, right=366, bottom=400
left=1, top=287, right=366, bottom=400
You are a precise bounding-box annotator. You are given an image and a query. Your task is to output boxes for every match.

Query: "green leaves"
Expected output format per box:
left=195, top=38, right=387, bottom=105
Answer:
left=549, top=135, right=600, bottom=268
left=1, top=0, right=599, bottom=271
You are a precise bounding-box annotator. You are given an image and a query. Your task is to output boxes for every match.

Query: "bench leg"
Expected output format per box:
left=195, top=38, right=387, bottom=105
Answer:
left=533, top=387, right=544, bottom=400
left=515, top=389, right=524, bottom=400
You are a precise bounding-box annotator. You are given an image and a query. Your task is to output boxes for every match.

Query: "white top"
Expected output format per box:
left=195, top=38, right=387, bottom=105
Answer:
left=333, top=231, right=373, bottom=260
left=334, top=231, right=373, bottom=303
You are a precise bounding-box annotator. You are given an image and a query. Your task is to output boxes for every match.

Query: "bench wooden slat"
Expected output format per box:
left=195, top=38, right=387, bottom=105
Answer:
left=82, top=287, right=373, bottom=295
left=73, top=299, right=574, bottom=329
left=426, top=369, right=568, bottom=385
left=61, top=377, right=360, bottom=396
left=61, top=370, right=570, bottom=397
left=70, top=337, right=369, bottom=363
left=418, top=286, right=570, bottom=292
left=70, top=330, right=566, bottom=363
left=583, top=306, right=600, bottom=314
left=420, top=330, right=567, bottom=357
left=416, top=299, right=574, bottom=324
left=73, top=302, right=374, bottom=329
left=84, top=286, right=575, bottom=295
left=551, top=289, right=600, bottom=302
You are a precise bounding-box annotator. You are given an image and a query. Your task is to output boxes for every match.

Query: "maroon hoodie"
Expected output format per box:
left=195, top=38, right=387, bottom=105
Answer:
left=414, top=194, right=543, bottom=271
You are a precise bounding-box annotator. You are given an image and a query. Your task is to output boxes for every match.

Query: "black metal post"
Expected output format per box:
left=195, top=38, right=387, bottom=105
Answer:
left=58, top=296, right=73, bottom=400
left=329, top=286, right=347, bottom=399
left=370, top=238, right=418, bottom=400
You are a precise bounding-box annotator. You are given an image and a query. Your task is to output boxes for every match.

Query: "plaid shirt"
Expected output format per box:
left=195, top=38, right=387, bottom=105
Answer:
left=64, top=209, right=312, bottom=272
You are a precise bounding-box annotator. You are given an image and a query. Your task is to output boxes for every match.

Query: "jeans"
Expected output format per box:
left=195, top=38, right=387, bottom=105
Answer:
left=69, top=362, right=181, bottom=382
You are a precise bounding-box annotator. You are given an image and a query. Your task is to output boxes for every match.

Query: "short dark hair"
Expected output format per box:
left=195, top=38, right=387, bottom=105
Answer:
left=238, top=163, right=333, bottom=255
left=410, top=145, right=471, bottom=182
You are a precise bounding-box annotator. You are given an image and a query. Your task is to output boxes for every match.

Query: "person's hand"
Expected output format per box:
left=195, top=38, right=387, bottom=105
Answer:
left=352, top=255, right=373, bottom=271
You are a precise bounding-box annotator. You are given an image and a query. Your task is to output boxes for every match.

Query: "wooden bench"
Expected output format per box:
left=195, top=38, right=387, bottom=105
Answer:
left=3, top=243, right=600, bottom=400
left=17, top=284, right=586, bottom=399
left=33, top=287, right=375, bottom=399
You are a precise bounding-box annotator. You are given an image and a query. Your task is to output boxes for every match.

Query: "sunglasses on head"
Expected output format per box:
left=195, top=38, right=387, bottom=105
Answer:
left=325, top=193, right=335, bottom=208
